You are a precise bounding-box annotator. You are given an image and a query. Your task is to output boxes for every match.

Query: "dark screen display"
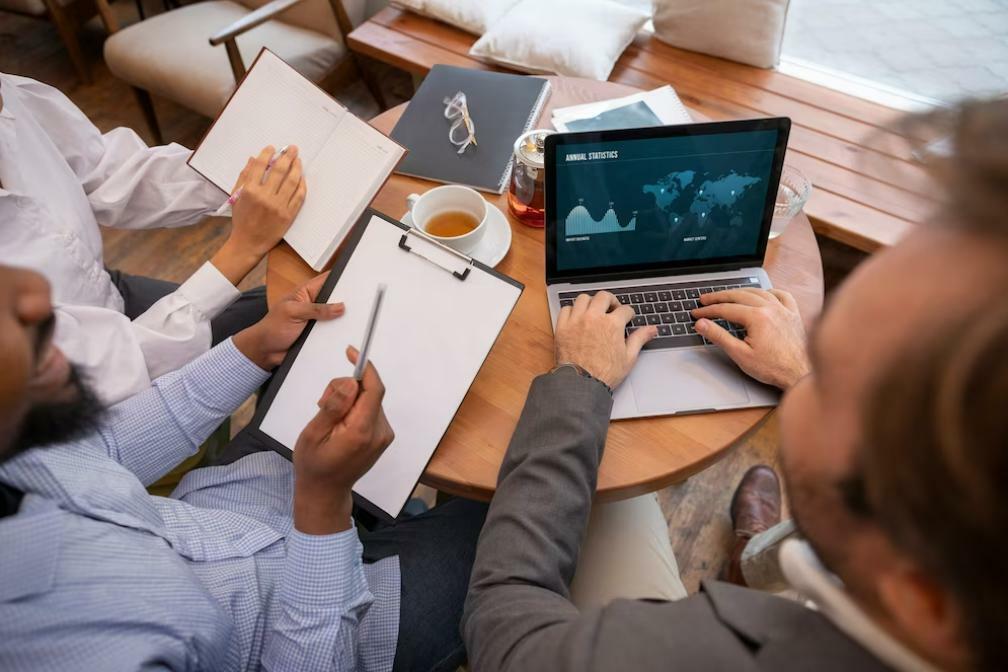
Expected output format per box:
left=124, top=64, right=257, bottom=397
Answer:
left=552, top=129, right=780, bottom=273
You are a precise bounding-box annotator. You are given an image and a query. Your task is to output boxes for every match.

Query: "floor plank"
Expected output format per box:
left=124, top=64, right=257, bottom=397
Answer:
left=659, top=413, right=791, bottom=593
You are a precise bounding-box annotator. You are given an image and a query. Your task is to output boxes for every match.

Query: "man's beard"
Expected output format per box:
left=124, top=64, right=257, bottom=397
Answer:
left=7, top=365, right=105, bottom=461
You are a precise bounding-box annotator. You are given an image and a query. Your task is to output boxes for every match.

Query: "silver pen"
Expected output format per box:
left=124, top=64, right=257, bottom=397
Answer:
left=354, top=283, right=387, bottom=381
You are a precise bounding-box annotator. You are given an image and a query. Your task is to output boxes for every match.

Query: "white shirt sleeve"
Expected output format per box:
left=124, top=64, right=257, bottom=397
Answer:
left=84, top=127, right=227, bottom=230
left=54, top=307, right=152, bottom=406
left=55, top=262, right=242, bottom=405
left=13, top=76, right=226, bottom=230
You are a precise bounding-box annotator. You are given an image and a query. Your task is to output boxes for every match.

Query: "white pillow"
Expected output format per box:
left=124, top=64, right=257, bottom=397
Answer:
left=469, top=0, right=649, bottom=81
left=653, top=0, right=791, bottom=69
left=392, top=0, right=520, bottom=34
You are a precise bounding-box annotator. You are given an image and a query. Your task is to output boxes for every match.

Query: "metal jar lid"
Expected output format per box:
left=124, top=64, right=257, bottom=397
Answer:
left=513, top=129, right=555, bottom=170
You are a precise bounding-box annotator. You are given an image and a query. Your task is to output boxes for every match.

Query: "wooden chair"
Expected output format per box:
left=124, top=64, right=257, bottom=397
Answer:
left=0, top=0, right=119, bottom=84
left=103, top=0, right=388, bottom=143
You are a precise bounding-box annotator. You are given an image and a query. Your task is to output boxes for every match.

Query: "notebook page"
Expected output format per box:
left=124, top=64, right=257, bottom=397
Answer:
left=286, top=114, right=403, bottom=269
left=259, top=215, right=522, bottom=517
left=188, top=50, right=344, bottom=194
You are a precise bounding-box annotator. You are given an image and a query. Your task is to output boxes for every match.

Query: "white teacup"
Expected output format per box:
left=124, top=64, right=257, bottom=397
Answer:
left=406, top=185, right=488, bottom=255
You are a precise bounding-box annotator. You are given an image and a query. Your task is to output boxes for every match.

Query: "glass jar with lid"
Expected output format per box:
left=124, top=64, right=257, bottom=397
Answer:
left=507, top=129, right=555, bottom=228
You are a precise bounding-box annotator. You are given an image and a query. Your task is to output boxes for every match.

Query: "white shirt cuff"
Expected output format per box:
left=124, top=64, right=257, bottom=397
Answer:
left=177, top=261, right=241, bottom=320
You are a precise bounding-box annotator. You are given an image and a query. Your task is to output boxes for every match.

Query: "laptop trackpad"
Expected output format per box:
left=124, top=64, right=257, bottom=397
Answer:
left=630, top=349, right=750, bottom=414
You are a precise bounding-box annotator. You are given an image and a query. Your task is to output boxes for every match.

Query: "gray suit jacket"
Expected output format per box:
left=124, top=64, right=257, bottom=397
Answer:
left=462, top=368, right=892, bottom=671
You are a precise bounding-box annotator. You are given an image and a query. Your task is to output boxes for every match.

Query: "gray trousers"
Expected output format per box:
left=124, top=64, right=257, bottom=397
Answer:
left=568, top=495, right=798, bottom=608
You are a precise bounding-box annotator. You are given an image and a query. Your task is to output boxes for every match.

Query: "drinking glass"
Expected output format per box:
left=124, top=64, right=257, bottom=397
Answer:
left=770, top=166, right=812, bottom=239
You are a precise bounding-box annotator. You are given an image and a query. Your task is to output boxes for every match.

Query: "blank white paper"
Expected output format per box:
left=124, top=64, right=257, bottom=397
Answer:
left=259, top=215, right=522, bottom=517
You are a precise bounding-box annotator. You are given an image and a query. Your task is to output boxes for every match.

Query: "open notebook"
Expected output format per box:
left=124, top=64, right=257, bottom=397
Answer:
left=188, top=49, right=405, bottom=271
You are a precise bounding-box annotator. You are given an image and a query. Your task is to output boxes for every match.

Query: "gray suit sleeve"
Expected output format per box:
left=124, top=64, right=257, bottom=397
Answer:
left=460, top=368, right=879, bottom=672
left=462, top=366, right=616, bottom=671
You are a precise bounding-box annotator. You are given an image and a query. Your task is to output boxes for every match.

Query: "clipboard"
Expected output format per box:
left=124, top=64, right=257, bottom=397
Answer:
left=249, top=208, right=524, bottom=521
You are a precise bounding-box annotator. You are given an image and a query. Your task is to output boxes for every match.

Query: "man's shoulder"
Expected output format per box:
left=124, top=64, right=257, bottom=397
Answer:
left=588, top=581, right=891, bottom=672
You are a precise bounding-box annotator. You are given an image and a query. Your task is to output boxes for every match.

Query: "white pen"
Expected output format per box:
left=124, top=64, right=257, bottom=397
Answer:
left=354, top=283, right=387, bottom=382
left=213, top=145, right=288, bottom=216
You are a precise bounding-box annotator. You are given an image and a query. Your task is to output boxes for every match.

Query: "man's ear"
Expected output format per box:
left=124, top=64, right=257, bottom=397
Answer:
left=876, top=558, right=970, bottom=670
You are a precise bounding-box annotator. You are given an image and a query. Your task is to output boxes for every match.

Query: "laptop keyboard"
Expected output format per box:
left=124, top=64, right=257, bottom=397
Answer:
left=558, top=276, right=760, bottom=351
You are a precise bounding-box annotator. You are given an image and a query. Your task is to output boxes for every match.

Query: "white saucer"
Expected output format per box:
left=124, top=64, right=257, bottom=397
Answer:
left=401, top=201, right=513, bottom=268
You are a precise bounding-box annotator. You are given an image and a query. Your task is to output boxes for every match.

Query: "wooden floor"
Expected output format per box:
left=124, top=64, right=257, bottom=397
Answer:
left=5, top=9, right=818, bottom=593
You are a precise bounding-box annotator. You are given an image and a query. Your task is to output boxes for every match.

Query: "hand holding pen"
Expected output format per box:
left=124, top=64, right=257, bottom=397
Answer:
left=215, top=144, right=292, bottom=215
left=209, top=144, right=307, bottom=285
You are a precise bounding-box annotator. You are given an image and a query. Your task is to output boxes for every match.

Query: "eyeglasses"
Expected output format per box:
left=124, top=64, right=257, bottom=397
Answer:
left=443, top=91, right=478, bottom=155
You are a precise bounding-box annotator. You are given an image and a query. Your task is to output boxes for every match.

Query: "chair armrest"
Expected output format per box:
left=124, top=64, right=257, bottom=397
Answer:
left=208, top=0, right=305, bottom=46
left=94, top=0, right=119, bottom=33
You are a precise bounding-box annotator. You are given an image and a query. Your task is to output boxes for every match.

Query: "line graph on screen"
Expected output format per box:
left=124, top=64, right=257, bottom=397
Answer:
left=565, top=199, right=637, bottom=236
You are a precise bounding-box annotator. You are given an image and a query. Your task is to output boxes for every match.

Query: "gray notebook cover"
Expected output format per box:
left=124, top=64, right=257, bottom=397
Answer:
left=391, top=65, right=550, bottom=193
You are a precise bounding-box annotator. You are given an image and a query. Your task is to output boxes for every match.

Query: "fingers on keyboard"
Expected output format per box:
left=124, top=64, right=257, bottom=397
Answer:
left=568, top=278, right=760, bottom=349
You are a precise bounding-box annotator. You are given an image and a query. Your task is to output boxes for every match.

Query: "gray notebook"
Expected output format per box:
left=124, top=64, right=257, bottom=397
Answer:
left=391, top=65, right=551, bottom=193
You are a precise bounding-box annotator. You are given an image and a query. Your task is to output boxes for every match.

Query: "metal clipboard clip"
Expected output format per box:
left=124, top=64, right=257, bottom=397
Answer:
left=398, top=228, right=473, bottom=281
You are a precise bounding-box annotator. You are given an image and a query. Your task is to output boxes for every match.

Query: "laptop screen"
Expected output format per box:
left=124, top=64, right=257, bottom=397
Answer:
left=545, top=118, right=790, bottom=282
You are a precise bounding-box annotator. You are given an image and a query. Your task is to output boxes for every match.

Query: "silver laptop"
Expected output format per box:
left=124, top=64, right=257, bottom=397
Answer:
left=544, top=118, right=791, bottom=419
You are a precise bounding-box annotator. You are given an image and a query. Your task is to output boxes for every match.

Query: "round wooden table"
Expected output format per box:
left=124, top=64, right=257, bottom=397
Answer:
left=267, top=76, right=824, bottom=502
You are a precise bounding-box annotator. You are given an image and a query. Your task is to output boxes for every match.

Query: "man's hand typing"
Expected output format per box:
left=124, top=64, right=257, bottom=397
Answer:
left=292, top=348, right=395, bottom=535
left=691, top=287, right=810, bottom=390
left=555, top=291, right=657, bottom=390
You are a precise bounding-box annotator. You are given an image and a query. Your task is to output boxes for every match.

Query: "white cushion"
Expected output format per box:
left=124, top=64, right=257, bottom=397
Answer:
left=469, top=0, right=648, bottom=81
left=104, top=0, right=343, bottom=118
left=652, top=0, right=791, bottom=69
left=392, top=0, right=519, bottom=35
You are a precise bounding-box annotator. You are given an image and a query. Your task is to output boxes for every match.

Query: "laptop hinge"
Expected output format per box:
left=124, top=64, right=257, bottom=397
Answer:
left=547, top=262, right=758, bottom=287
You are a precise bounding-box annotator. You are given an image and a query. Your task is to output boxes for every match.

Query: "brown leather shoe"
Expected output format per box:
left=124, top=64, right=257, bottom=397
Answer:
left=723, top=465, right=781, bottom=586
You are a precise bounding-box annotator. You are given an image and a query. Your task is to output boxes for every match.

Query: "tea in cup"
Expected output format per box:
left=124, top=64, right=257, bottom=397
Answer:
left=406, top=185, right=488, bottom=254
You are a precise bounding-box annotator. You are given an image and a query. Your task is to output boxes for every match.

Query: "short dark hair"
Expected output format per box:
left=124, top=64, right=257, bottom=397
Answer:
left=859, top=98, right=1008, bottom=670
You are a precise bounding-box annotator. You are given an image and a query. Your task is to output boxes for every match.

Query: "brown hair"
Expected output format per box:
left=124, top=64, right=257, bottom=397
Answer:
left=859, top=98, right=1008, bottom=670
left=900, top=97, right=1008, bottom=238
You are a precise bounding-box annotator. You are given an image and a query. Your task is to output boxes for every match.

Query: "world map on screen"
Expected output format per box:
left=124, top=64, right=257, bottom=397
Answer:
left=643, top=170, right=763, bottom=229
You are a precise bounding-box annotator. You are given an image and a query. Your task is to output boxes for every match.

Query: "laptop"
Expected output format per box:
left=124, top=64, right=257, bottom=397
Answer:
left=544, top=117, right=791, bottom=419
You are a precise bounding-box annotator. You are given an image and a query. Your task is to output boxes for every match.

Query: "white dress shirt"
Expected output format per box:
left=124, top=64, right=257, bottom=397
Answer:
left=0, top=72, right=239, bottom=405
